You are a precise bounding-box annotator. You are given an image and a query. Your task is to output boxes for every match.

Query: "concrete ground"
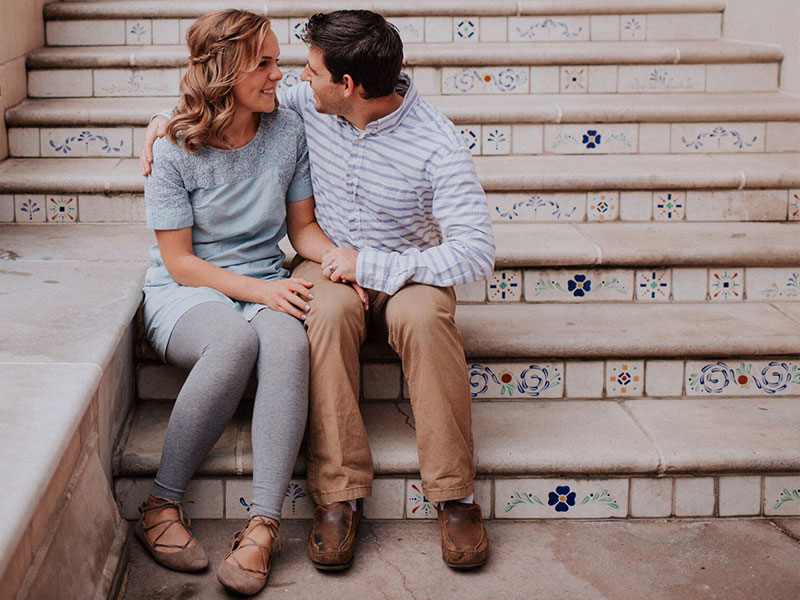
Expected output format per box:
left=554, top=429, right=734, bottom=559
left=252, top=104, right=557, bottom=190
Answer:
left=121, top=518, right=800, bottom=600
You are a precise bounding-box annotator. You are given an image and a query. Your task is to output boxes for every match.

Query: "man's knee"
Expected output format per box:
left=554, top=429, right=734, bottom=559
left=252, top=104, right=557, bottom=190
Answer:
left=385, top=285, right=456, bottom=336
left=306, top=283, right=365, bottom=331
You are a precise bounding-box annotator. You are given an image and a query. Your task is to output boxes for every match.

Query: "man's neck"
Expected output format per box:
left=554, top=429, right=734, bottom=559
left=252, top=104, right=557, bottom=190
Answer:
left=344, top=92, right=404, bottom=131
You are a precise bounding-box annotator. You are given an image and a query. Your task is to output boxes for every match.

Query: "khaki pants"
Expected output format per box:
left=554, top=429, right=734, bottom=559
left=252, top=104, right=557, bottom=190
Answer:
left=293, top=259, right=476, bottom=504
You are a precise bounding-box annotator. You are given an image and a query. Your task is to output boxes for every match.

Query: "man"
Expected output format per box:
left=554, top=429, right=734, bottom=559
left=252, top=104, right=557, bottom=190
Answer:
left=141, top=10, right=495, bottom=570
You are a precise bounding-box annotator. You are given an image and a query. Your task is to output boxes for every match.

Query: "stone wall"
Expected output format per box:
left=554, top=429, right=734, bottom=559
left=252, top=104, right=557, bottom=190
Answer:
left=723, top=0, right=800, bottom=93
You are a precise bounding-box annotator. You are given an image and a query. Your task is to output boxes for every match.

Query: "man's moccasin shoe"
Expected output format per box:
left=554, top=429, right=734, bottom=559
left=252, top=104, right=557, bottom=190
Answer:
left=307, top=500, right=362, bottom=570
left=437, top=501, right=489, bottom=569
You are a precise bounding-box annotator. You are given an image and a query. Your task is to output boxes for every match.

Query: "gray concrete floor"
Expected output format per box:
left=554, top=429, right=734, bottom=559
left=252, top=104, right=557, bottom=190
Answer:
left=122, top=519, right=800, bottom=600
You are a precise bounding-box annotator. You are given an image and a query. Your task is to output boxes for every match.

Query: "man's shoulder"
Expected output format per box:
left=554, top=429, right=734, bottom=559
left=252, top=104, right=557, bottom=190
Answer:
left=402, top=98, right=464, bottom=153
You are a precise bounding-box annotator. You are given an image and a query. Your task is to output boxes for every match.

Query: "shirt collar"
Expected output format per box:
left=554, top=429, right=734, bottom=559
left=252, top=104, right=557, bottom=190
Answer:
left=345, top=72, right=417, bottom=136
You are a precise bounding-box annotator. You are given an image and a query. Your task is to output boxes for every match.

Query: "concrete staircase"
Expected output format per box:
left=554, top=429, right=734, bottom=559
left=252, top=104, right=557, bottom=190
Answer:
left=1, top=1, right=800, bottom=597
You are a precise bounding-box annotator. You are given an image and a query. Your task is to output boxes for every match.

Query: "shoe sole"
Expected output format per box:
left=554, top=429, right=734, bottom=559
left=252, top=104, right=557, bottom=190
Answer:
left=311, top=557, right=354, bottom=571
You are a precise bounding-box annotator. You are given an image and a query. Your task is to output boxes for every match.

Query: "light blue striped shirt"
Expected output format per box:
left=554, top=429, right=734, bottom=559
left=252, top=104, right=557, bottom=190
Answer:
left=280, top=74, right=495, bottom=295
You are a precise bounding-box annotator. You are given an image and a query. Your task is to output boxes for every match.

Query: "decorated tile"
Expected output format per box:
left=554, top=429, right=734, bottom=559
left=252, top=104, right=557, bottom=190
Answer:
left=746, top=268, right=800, bottom=301
left=560, top=66, right=588, bottom=93
left=708, top=268, right=743, bottom=301
left=151, top=19, right=180, bottom=44
left=508, top=16, right=589, bottom=41
left=228, top=479, right=314, bottom=519
left=94, top=68, right=179, bottom=96
left=482, top=126, right=511, bottom=155
left=606, top=361, right=643, bottom=396
left=457, top=125, right=481, bottom=155
left=126, top=20, right=152, bottom=45
left=46, top=195, right=78, bottom=223
left=673, top=123, right=764, bottom=153
left=790, top=190, right=800, bottom=221
left=389, top=17, right=424, bottom=44
left=41, top=128, right=130, bottom=157
left=652, top=191, right=686, bottom=221
left=636, top=269, right=671, bottom=301
left=364, top=479, right=405, bottom=519
left=406, top=480, right=436, bottom=518
left=587, top=191, right=619, bottom=221
left=488, top=269, right=522, bottom=301
left=442, top=67, right=529, bottom=94
left=277, top=68, right=302, bottom=92
left=496, top=478, right=628, bottom=519
left=620, top=15, right=646, bottom=40
left=14, top=195, right=46, bottom=223
left=289, top=19, right=307, bottom=43
left=468, top=362, right=564, bottom=399
left=546, top=125, right=637, bottom=154
left=524, top=269, right=633, bottom=302
left=686, top=359, right=800, bottom=396
left=454, top=17, right=479, bottom=42
left=618, top=65, right=705, bottom=93
left=490, top=192, right=584, bottom=222
left=764, top=476, right=800, bottom=516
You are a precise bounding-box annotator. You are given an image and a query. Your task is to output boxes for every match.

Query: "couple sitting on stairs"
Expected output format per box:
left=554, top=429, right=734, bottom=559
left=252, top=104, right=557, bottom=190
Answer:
left=136, top=7, right=495, bottom=596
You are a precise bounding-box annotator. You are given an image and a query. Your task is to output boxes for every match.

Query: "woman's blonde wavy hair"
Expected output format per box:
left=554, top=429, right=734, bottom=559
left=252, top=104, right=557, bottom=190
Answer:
left=167, top=9, right=272, bottom=152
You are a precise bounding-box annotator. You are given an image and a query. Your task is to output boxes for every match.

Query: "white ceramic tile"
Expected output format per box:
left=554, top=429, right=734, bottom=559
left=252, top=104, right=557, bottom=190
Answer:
left=151, top=19, right=180, bottom=44
left=606, top=361, right=644, bottom=397
left=706, top=63, right=778, bottom=92
left=362, top=363, right=402, bottom=400
left=511, top=125, right=543, bottom=155
left=488, top=269, right=522, bottom=301
left=468, top=362, right=564, bottom=399
left=524, top=269, right=632, bottom=301
left=406, top=480, right=436, bottom=518
left=94, top=69, right=180, bottom=97
left=644, top=360, right=684, bottom=397
left=618, top=65, right=705, bottom=93
left=41, top=128, right=131, bottom=157
left=719, top=476, right=761, bottom=516
left=413, top=67, right=440, bottom=96
left=508, top=16, right=588, bottom=42
left=482, top=125, right=511, bottom=155
left=453, top=17, right=479, bottom=42
left=479, top=17, right=507, bottom=42
left=685, top=189, right=788, bottom=221
left=764, top=476, right=800, bottom=516
left=530, top=66, right=560, bottom=94
left=686, top=359, right=800, bottom=396
left=496, top=478, right=628, bottom=519
left=14, top=195, right=46, bottom=223
left=638, top=123, right=670, bottom=154
left=590, top=15, right=619, bottom=41
left=474, top=479, right=492, bottom=518
left=766, top=122, right=800, bottom=153
left=587, top=191, right=620, bottom=221
left=646, top=13, right=720, bottom=40
left=745, top=268, right=800, bottom=301
left=8, top=128, right=40, bottom=157
left=132, top=127, right=147, bottom=157
left=184, top=479, right=224, bottom=518
left=425, top=17, right=453, bottom=42
left=46, top=195, right=78, bottom=223
left=630, top=478, right=672, bottom=517
left=454, top=280, right=486, bottom=302
left=269, top=18, right=289, bottom=44
left=0, top=195, right=15, bottom=222
left=565, top=361, right=604, bottom=398
left=673, top=123, right=764, bottom=153
left=490, top=192, right=584, bottom=222
left=47, top=20, right=126, bottom=46
left=636, top=269, right=671, bottom=302
left=619, top=191, right=652, bottom=221
left=708, top=268, right=744, bottom=301
left=126, top=20, right=152, bottom=45
left=458, top=126, right=481, bottom=154
left=390, top=17, right=424, bottom=44
left=671, top=268, right=707, bottom=301
left=653, top=191, right=686, bottom=221
left=620, top=15, right=646, bottom=40
left=560, top=66, right=588, bottom=93
left=287, top=19, right=306, bottom=43
left=28, top=69, right=93, bottom=98
left=276, top=68, right=302, bottom=93
left=674, top=477, right=715, bottom=516
left=364, top=479, right=405, bottom=519
left=229, top=479, right=315, bottom=519
left=791, top=190, right=800, bottom=221
left=79, top=194, right=145, bottom=223
left=442, top=67, right=529, bottom=94
left=547, top=125, right=636, bottom=154
left=588, top=65, right=617, bottom=93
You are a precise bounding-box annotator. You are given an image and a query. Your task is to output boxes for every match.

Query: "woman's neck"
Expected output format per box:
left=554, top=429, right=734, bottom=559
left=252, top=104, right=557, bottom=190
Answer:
left=208, top=110, right=259, bottom=149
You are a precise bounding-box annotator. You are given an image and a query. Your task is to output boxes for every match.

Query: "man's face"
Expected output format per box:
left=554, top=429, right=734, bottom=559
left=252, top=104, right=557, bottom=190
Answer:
left=300, top=46, right=348, bottom=116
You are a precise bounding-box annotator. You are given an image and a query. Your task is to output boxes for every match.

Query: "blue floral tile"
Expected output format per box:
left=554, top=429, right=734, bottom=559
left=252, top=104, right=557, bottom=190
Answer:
left=746, top=268, right=800, bottom=301
left=547, top=126, right=636, bottom=154
left=126, top=19, right=152, bottom=45
left=687, top=360, right=800, bottom=397
left=524, top=269, right=632, bottom=302
left=495, top=478, right=628, bottom=519
left=14, top=195, right=46, bottom=223
left=442, top=67, right=529, bottom=94
left=458, top=125, right=481, bottom=155
left=620, top=15, right=646, bottom=40
left=482, top=126, right=511, bottom=155
left=454, top=17, right=478, bottom=42
left=673, top=123, right=764, bottom=153
left=508, top=16, right=589, bottom=41
left=491, top=193, right=583, bottom=222
left=468, top=362, right=564, bottom=399
left=618, top=65, right=705, bottom=93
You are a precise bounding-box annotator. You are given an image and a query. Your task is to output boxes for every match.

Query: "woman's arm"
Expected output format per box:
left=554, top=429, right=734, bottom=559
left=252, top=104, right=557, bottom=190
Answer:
left=156, top=227, right=314, bottom=320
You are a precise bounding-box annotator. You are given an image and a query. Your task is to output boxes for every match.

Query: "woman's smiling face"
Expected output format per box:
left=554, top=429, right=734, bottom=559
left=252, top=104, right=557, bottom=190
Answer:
left=232, top=29, right=283, bottom=115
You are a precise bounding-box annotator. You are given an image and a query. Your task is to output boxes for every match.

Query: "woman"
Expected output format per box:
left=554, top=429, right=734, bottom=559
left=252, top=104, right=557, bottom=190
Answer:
left=139, top=9, right=364, bottom=595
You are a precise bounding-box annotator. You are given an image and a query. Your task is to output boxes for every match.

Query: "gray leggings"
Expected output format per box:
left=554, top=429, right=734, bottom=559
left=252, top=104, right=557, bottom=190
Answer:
left=151, top=301, right=308, bottom=521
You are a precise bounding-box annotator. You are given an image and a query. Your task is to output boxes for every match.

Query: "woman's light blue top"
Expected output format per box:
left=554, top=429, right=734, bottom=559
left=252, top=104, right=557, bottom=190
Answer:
left=142, top=108, right=313, bottom=359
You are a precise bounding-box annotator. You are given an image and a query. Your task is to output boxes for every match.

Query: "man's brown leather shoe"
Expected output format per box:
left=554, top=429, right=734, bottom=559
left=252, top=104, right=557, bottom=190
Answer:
left=437, top=501, right=489, bottom=569
left=307, top=500, right=362, bottom=570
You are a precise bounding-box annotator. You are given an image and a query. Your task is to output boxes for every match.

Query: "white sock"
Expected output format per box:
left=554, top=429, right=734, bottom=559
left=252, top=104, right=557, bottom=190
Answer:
left=438, top=494, right=474, bottom=510
left=346, top=498, right=358, bottom=511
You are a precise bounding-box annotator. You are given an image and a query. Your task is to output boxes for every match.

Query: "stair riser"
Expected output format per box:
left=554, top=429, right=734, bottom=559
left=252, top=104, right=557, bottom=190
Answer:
left=45, top=13, right=722, bottom=47
left=8, top=121, right=799, bottom=158
left=113, top=473, right=800, bottom=521
left=137, top=357, right=800, bottom=402
left=26, top=62, right=779, bottom=98
left=3, top=189, right=799, bottom=224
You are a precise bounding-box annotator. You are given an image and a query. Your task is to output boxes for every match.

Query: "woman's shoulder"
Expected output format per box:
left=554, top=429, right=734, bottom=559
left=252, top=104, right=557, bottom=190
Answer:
left=262, top=107, right=305, bottom=137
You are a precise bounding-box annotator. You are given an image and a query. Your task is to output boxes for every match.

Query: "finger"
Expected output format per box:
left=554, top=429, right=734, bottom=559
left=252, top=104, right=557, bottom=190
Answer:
left=278, top=298, right=306, bottom=320
left=351, top=283, right=369, bottom=309
left=285, top=291, right=311, bottom=312
left=289, top=278, right=313, bottom=288
left=289, top=285, right=314, bottom=301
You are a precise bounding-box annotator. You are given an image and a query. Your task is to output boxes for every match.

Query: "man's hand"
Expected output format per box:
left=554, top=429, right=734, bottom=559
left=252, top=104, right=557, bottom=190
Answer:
left=139, top=114, right=170, bottom=176
left=321, top=247, right=358, bottom=284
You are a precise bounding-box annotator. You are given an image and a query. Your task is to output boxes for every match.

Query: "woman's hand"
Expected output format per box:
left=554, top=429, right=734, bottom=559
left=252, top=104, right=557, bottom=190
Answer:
left=258, top=278, right=314, bottom=320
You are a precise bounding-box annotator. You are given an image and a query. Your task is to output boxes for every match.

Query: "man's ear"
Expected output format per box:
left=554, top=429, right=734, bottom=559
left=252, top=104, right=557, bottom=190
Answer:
left=341, top=74, right=363, bottom=99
